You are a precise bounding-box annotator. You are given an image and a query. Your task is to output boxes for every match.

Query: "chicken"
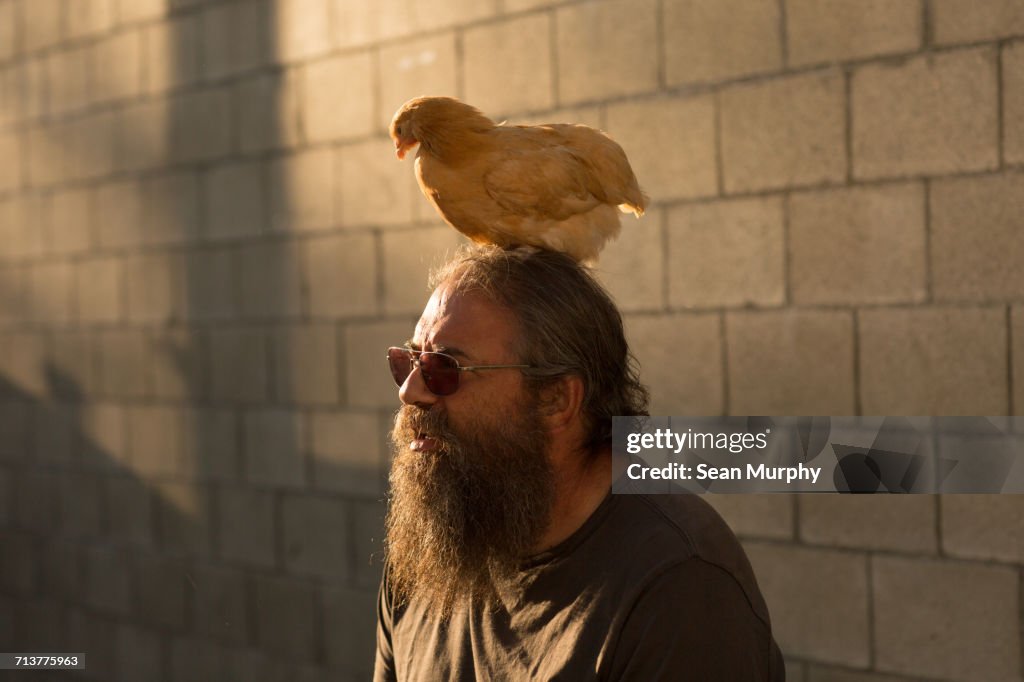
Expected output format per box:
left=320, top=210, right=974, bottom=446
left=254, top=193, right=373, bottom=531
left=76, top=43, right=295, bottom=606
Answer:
left=389, top=96, right=648, bottom=264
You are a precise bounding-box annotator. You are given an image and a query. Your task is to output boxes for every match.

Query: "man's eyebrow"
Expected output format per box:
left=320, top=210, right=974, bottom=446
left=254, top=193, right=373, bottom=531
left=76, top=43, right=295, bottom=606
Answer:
left=403, top=340, right=469, bottom=360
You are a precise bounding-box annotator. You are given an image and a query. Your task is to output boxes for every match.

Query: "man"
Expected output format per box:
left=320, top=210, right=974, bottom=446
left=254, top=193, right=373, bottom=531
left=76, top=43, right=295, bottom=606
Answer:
left=376, top=246, right=785, bottom=681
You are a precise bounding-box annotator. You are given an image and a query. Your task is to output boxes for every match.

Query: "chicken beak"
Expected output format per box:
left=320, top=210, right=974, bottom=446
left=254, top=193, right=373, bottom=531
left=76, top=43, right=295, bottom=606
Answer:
left=395, top=137, right=416, bottom=160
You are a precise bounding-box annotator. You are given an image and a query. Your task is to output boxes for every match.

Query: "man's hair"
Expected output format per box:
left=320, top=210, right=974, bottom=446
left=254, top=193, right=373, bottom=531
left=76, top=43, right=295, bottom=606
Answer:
left=431, top=246, right=649, bottom=452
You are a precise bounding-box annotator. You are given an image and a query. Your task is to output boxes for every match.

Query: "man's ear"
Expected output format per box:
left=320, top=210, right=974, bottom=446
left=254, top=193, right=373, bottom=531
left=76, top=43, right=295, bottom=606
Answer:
left=539, top=375, right=585, bottom=432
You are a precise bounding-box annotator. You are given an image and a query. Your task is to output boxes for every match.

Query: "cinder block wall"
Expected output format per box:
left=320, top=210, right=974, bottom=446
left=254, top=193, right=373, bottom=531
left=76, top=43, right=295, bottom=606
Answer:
left=0, top=0, right=1021, bottom=680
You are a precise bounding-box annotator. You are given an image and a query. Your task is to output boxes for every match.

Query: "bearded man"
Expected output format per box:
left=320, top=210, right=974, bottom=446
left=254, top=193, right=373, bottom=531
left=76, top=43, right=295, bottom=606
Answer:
left=376, top=247, right=785, bottom=681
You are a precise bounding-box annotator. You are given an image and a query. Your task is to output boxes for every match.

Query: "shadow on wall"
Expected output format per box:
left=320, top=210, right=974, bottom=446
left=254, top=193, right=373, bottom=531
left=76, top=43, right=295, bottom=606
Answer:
left=0, top=1, right=390, bottom=680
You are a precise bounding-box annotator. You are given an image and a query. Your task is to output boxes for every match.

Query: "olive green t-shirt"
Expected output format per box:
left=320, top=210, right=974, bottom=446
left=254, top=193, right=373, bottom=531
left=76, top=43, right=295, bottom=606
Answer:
left=374, top=489, right=785, bottom=681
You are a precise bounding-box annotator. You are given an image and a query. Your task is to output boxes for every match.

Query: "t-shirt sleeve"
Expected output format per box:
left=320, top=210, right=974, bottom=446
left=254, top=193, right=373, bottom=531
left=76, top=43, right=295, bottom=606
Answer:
left=373, top=569, right=398, bottom=682
left=607, top=557, right=785, bottom=682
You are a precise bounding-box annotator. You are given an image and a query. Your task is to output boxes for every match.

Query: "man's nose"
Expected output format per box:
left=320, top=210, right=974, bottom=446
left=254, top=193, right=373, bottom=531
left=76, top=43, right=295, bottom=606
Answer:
left=399, top=365, right=438, bottom=409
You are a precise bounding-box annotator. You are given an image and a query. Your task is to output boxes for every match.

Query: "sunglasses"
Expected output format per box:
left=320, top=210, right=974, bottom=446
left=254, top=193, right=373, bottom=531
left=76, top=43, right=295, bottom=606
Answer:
left=386, top=346, right=531, bottom=396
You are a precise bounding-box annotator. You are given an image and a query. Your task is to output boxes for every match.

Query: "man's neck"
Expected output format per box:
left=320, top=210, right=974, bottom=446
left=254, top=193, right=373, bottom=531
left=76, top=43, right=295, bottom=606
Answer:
left=532, top=444, right=612, bottom=553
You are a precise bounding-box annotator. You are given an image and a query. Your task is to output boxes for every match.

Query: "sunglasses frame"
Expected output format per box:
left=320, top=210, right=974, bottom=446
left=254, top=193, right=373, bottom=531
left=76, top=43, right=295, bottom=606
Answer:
left=387, top=346, right=532, bottom=396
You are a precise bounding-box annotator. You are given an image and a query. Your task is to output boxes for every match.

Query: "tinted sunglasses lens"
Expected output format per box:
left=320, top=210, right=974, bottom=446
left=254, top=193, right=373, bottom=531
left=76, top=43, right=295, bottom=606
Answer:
left=387, top=348, right=412, bottom=387
left=419, top=352, right=460, bottom=396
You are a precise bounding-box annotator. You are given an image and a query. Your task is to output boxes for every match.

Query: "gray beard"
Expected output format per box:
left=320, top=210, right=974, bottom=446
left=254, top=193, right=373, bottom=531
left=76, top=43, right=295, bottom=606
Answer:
left=385, top=400, right=555, bottom=614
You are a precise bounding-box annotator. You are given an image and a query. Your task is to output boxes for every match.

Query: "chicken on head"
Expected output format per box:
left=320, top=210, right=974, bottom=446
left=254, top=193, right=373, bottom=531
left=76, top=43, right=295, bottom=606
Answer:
left=389, top=96, right=648, bottom=264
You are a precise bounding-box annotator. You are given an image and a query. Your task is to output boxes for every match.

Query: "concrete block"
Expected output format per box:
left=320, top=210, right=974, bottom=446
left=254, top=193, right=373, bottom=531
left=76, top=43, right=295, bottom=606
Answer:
left=191, top=564, right=249, bottom=644
left=238, top=240, right=304, bottom=318
left=186, top=247, right=238, bottom=321
left=208, top=327, right=269, bottom=403
left=97, top=329, right=152, bottom=398
left=940, top=495, right=1024, bottom=563
left=800, top=495, right=937, bottom=552
left=20, top=0, right=62, bottom=53
left=303, top=51, right=374, bottom=143
left=0, top=400, right=30, bottom=460
left=381, top=226, right=463, bottom=315
left=59, top=471, right=102, bottom=538
left=124, top=251, right=186, bottom=323
left=859, top=307, right=1007, bottom=415
left=46, top=45, right=91, bottom=116
left=416, top=0, right=497, bottom=31
left=305, top=232, right=377, bottom=317
left=15, top=469, right=61, bottom=532
left=933, top=0, right=1024, bottom=44
left=181, top=407, right=240, bottom=481
left=170, top=637, right=228, bottom=682
left=931, top=172, right=1024, bottom=300
left=310, top=411, right=384, bottom=495
left=12, top=597, right=63, bottom=653
left=68, top=109, right=118, bottom=181
left=273, top=324, right=340, bottom=405
left=80, top=403, right=129, bottom=469
left=170, top=89, right=232, bottom=164
left=95, top=178, right=144, bottom=249
left=336, top=138, right=418, bottom=229
left=133, top=552, right=188, bottom=629
left=344, top=501, right=384, bottom=586
left=149, top=327, right=204, bottom=401
left=67, top=0, right=114, bottom=39
left=594, top=207, right=664, bottom=313
left=463, top=13, right=553, bottom=116
left=0, top=1, right=15, bottom=60
left=852, top=48, right=998, bottom=179
left=787, top=0, right=920, bottom=66
left=726, top=310, right=855, bottom=415
left=269, top=148, right=335, bottom=232
left=721, top=70, right=846, bottom=192
left=205, top=160, right=267, bottom=241
left=663, top=0, right=781, bottom=84
left=127, top=405, right=184, bottom=477
left=276, top=0, right=331, bottom=62
left=115, top=98, right=171, bottom=172
left=0, top=195, right=46, bottom=259
left=19, top=58, right=48, bottom=122
left=49, top=330, right=99, bottom=399
left=48, top=186, right=93, bottom=255
left=331, top=0, right=413, bottom=47
left=703, top=494, right=794, bottom=540
left=33, top=403, right=76, bottom=463
left=145, top=171, right=201, bottom=245
left=115, top=0, right=168, bottom=23
left=0, top=265, right=26, bottom=327
left=0, top=331, right=48, bottom=397
left=154, top=480, right=211, bottom=555
left=282, top=494, right=348, bottom=578
left=76, top=257, right=124, bottom=323
left=873, top=556, right=1019, bottom=680
left=40, top=538, right=82, bottom=600
left=253, top=574, right=318, bottom=661
left=201, top=0, right=270, bottom=81
left=83, top=546, right=133, bottom=616
left=66, top=608, right=117, bottom=680
left=116, top=624, right=161, bottom=682
left=218, top=485, right=277, bottom=567
left=378, top=33, right=458, bottom=131
left=745, top=543, right=869, bottom=666
left=555, top=0, right=658, bottom=104
left=790, top=183, right=927, bottom=304
left=243, top=408, right=307, bottom=487
left=91, top=29, right=143, bottom=105
left=624, top=312, right=723, bottom=415
left=322, top=586, right=377, bottom=672
left=236, top=70, right=303, bottom=153
left=605, top=95, right=716, bottom=202
left=1016, top=307, right=1024, bottom=416
left=345, top=321, right=416, bottom=408
left=0, top=531, right=37, bottom=594
left=1006, top=42, right=1024, bottom=163
left=0, top=468, right=8, bottom=523
left=27, top=261, right=74, bottom=324
left=806, top=667, right=908, bottom=682
left=25, top=124, right=66, bottom=188
left=667, top=196, right=785, bottom=307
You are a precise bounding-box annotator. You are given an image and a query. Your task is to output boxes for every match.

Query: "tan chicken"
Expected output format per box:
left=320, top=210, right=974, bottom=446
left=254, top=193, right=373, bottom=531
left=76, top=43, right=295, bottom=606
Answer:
left=389, top=96, right=648, bottom=264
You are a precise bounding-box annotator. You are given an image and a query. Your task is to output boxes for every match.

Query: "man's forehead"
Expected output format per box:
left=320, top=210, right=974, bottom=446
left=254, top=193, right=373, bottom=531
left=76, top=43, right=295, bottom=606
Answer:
left=412, top=286, right=517, bottom=355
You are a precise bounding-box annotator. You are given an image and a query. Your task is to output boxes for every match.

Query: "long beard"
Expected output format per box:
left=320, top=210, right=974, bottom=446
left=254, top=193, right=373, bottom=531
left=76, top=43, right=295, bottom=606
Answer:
left=385, top=399, right=554, bottom=614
